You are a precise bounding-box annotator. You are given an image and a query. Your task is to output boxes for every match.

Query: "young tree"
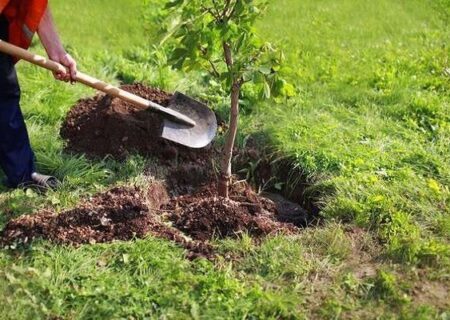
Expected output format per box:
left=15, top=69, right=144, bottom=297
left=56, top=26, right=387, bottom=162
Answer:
left=158, top=0, right=293, bottom=198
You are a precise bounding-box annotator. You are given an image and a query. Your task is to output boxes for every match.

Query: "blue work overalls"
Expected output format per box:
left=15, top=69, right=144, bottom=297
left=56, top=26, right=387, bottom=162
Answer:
left=0, top=15, right=35, bottom=188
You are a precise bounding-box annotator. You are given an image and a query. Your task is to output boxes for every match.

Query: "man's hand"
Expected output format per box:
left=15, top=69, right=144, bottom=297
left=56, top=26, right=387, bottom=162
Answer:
left=48, top=51, right=77, bottom=82
left=37, top=7, right=77, bottom=83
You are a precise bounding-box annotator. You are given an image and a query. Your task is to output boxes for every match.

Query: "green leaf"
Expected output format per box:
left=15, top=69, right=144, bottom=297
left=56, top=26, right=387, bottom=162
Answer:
left=172, top=57, right=186, bottom=70
left=281, top=82, right=296, bottom=97
left=263, top=80, right=271, bottom=99
left=242, top=71, right=254, bottom=82
left=259, top=66, right=272, bottom=75
left=170, top=48, right=188, bottom=60
left=273, top=78, right=296, bottom=97
left=165, top=0, right=184, bottom=9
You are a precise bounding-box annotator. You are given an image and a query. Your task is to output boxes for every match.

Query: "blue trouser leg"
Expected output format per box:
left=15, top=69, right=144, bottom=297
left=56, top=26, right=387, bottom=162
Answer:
left=0, top=15, right=35, bottom=187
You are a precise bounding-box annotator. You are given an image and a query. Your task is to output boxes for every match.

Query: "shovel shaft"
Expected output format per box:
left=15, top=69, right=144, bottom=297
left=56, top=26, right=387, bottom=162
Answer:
left=0, top=40, right=196, bottom=127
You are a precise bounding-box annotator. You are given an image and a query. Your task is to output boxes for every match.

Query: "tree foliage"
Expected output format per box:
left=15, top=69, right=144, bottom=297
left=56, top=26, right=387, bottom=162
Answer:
left=158, top=0, right=294, bottom=99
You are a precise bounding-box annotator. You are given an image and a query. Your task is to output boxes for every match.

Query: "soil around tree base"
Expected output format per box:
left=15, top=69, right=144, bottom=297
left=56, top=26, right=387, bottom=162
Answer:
left=1, top=181, right=297, bottom=259
left=165, top=181, right=297, bottom=242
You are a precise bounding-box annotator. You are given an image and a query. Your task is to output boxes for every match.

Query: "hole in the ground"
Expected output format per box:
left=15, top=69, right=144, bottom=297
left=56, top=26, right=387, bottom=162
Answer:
left=233, top=143, right=329, bottom=227
left=161, top=147, right=325, bottom=229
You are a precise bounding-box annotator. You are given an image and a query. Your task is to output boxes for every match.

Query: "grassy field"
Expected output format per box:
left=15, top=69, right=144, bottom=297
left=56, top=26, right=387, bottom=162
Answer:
left=0, top=0, right=449, bottom=319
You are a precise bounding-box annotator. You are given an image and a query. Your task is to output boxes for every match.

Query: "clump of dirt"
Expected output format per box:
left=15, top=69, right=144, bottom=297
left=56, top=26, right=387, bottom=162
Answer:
left=164, top=181, right=296, bottom=241
left=60, top=83, right=214, bottom=163
left=1, top=181, right=297, bottom=258
left=1, top=185, right=213, bottom=259
left=168, top=197, right=289, bottom=241
left=165, top=163, right=213, bottom=197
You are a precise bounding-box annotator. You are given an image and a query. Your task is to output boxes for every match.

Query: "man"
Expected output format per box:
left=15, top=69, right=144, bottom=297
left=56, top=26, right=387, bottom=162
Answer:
left=0, top=0, right=76, bottom=189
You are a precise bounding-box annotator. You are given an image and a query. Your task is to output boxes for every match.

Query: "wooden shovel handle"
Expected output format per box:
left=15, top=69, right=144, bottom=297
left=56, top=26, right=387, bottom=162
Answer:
left=0, top=40, right=196, bottom=126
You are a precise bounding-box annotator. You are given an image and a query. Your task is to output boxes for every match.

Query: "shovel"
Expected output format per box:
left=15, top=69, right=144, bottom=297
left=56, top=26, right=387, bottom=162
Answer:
left=0, top=40, right=217, bottom=149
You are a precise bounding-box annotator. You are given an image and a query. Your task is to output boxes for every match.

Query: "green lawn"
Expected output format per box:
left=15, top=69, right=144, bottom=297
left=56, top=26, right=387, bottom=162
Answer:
left=0, top=0, right=449, bottom=319
left=251, top=0, right=450, bottom=264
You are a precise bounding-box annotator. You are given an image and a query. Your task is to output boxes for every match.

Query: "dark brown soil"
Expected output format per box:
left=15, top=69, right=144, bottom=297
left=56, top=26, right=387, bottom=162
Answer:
left=60, top=84, right=214, bottom=163
left=168, top=197, right=290, bottom=241
left=1, top=185, right=213, bottom=259
left=165, top=163, right=214, bottom=197
left=164, top=181, right=296, bottom=241
left=1, top=181, right=297, bottom=259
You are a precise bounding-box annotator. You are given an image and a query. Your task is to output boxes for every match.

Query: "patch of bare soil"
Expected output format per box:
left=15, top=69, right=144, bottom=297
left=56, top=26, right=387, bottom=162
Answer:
left=164, top=162, right=214, bottom=197
left=234, top=142, right=324, bottom=219
left=412, top=280, right=450, bottom=310
left=164, top=181, right=297, bottom=241
left=1, top=181, right=297, bottom=259
left=344, top=226, right=381, bottom=279
left=1, top=185, right=213, bottom=259
left=60, top=84, right=214, bottom=163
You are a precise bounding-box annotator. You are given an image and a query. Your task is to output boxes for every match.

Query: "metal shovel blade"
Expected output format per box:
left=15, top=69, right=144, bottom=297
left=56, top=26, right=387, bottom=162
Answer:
left=161, top=92, right=217, bottom=148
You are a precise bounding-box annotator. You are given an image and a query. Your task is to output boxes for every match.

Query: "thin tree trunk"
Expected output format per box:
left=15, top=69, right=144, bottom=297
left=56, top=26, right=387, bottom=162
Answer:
left=218, top=81, right=240, bottom=198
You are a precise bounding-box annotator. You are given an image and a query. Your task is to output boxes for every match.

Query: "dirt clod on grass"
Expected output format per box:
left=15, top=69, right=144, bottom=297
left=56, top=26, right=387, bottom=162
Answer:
left=60, top=83, right=214, bottom=163
left=1, top=181, right=297, bottom=259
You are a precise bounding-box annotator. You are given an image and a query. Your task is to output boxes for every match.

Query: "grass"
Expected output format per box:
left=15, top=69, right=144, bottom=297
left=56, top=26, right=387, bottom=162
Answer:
left=0, top=0, right=449, bottom=318
left=251, top=0, right=450, bottom=266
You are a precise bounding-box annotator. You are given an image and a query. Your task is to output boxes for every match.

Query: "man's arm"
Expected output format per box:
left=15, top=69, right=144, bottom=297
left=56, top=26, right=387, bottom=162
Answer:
left=37, top=7, right=77, bottom=82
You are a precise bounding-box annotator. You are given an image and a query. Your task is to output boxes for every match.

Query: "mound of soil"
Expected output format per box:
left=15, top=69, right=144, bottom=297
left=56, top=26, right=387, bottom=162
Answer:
left=165, top=181, right=297, bottom=241
left=165, top=162, right=214, bottom=197
left=60, top=84, right=214, bottom=163
left=1, top=181, right=297, bottom=259
left=1, top=185, right=213, bottom=259
left=169, top=197, right=289, bottom=241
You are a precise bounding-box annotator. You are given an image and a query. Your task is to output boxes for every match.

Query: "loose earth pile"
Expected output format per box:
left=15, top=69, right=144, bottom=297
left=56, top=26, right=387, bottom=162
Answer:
left=165, top=182, right=297, bottom=241
left=60, top=83, right=213, bottom=163
left=1, top=182, right=297, bottom=259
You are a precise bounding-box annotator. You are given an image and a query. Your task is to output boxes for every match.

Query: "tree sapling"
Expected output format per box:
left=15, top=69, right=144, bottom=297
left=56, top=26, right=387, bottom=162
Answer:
left=158, top=0, right=293, bottom=197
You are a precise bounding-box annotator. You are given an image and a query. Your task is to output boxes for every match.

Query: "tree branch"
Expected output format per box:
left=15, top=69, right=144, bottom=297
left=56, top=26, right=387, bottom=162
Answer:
left=211, top=0, right=223, bottom=19
left=223, top=42, right=234, bottom=71
left=225, top=0, right=238, bottom=20
left=208, top=59, right=221, bottom=78
left=201, top=5, right=220, bottom=20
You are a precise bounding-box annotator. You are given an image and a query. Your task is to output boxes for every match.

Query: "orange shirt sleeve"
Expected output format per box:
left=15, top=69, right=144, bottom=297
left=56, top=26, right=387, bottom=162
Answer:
left=1, top=0, right=48, bottom=51
left=0, top=0, right=10, bottom=14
